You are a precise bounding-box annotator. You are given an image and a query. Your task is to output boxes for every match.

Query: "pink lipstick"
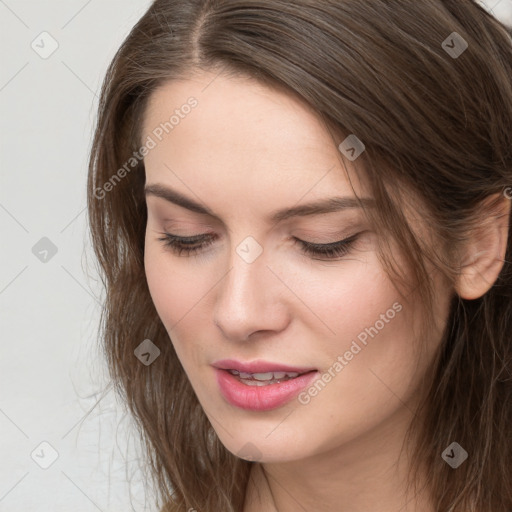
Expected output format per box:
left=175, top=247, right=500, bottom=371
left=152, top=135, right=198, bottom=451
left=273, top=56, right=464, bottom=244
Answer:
left=212, top=359, right=318, bottom=411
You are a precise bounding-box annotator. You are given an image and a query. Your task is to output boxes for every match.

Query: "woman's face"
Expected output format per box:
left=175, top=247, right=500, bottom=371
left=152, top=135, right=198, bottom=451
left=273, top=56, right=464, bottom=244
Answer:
left=142, top=70, right=452, bottom=463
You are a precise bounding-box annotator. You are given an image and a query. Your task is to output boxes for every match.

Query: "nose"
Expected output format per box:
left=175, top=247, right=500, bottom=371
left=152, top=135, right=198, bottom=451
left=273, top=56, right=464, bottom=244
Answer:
left=212, top=241, right=290, bottom=342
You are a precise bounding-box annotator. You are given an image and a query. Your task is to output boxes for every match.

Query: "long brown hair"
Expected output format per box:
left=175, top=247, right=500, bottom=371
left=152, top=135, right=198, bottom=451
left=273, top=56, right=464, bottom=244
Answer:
left=87, top=1, right=512, bottom=510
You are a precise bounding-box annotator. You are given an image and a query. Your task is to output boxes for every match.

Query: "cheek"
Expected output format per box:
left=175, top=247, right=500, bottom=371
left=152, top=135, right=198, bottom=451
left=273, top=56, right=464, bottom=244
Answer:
left=143, top=240, right=215, bottom=362
left=144, top=231, right=198, bottom=319
left=278, top=250, right=405, bottom=349
left=282, top=253, right=426, bottom=412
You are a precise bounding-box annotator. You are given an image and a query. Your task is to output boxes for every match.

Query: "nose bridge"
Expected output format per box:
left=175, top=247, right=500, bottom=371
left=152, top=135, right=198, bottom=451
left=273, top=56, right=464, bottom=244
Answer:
left=213, top=234, right=284, bottom=340
left=220, top=234, right=267, bottom=315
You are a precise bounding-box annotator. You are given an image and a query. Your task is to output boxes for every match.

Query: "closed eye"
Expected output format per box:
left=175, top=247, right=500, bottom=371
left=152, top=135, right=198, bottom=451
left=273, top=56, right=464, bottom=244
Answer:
left=156, top=232, right=361, bottom=261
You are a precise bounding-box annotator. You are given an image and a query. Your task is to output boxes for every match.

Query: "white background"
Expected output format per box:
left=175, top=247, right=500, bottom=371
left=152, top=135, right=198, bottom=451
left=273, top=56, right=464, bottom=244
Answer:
left=0, top=1, right=157, bottom=511
left=0, top=1, right=511, bottom=511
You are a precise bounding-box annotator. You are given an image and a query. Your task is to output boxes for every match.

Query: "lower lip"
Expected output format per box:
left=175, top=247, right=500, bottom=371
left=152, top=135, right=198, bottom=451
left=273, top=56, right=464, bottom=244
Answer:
left=214, top=368, right=319, bottom=411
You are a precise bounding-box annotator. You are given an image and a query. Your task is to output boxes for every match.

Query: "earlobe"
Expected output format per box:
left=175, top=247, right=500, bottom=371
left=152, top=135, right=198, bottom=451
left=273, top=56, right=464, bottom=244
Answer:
left=454, top=193, right=511, bottom=300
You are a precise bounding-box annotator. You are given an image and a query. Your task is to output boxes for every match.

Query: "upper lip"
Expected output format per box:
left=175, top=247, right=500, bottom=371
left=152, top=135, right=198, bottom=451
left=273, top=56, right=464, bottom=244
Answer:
left=212, top=359, right=316, bottom=374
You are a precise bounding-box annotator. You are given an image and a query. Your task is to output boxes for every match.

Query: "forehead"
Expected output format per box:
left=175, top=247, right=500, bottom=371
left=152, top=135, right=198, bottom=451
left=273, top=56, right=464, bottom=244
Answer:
left=141, top=71, right=369, bottom=215
left=143, top=71, right=335, bottom=151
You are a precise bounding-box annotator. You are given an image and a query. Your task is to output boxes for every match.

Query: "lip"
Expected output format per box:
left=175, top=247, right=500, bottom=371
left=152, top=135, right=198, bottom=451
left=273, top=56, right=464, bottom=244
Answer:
left=214, top=367, right=319, bottom=411
left=212, top=358, right=316, bottom=374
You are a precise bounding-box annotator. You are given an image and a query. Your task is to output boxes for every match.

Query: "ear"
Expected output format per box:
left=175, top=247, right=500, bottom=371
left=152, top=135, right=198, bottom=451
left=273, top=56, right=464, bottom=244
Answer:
left=454, top=192, right=511, bottom=300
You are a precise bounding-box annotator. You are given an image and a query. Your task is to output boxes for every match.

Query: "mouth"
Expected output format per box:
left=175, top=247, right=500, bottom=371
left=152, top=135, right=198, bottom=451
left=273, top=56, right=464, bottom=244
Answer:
left=212, top=359, right=319, bottom=411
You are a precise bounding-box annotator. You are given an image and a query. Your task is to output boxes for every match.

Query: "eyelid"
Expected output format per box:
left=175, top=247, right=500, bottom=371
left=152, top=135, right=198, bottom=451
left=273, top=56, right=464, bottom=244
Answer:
left=156, top=230, right=362, bottom=260
left=158, top=229, right=357, bottom=245
left=293, top=231, right=360, bottom=246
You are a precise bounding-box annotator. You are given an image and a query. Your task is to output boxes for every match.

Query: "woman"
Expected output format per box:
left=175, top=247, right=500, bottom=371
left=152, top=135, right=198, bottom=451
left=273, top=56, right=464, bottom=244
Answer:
left=87, top=1, right=512, bottom=511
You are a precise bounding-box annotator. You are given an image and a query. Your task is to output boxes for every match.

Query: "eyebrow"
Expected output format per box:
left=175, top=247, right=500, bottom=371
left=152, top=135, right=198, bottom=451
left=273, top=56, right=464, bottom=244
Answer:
left=144, top=183, right=375, bottom=223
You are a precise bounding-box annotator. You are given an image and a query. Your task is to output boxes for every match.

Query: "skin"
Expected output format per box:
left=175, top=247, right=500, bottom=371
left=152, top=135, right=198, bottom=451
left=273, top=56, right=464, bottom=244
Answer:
left=141, top=70, right=510, bottom=511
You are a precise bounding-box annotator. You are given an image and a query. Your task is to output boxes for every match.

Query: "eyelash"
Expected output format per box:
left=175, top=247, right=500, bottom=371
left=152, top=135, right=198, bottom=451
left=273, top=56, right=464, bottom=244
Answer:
left=156, top=232, right=360, bottom=260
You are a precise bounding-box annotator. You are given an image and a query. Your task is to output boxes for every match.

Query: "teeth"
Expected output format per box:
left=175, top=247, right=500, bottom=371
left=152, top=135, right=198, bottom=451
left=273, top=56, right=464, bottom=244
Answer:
left=243, top=380, right=270, bottom=386
left=228, top=369, right=302, bottom=381
left=252, top=372, right=274, bottom=381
